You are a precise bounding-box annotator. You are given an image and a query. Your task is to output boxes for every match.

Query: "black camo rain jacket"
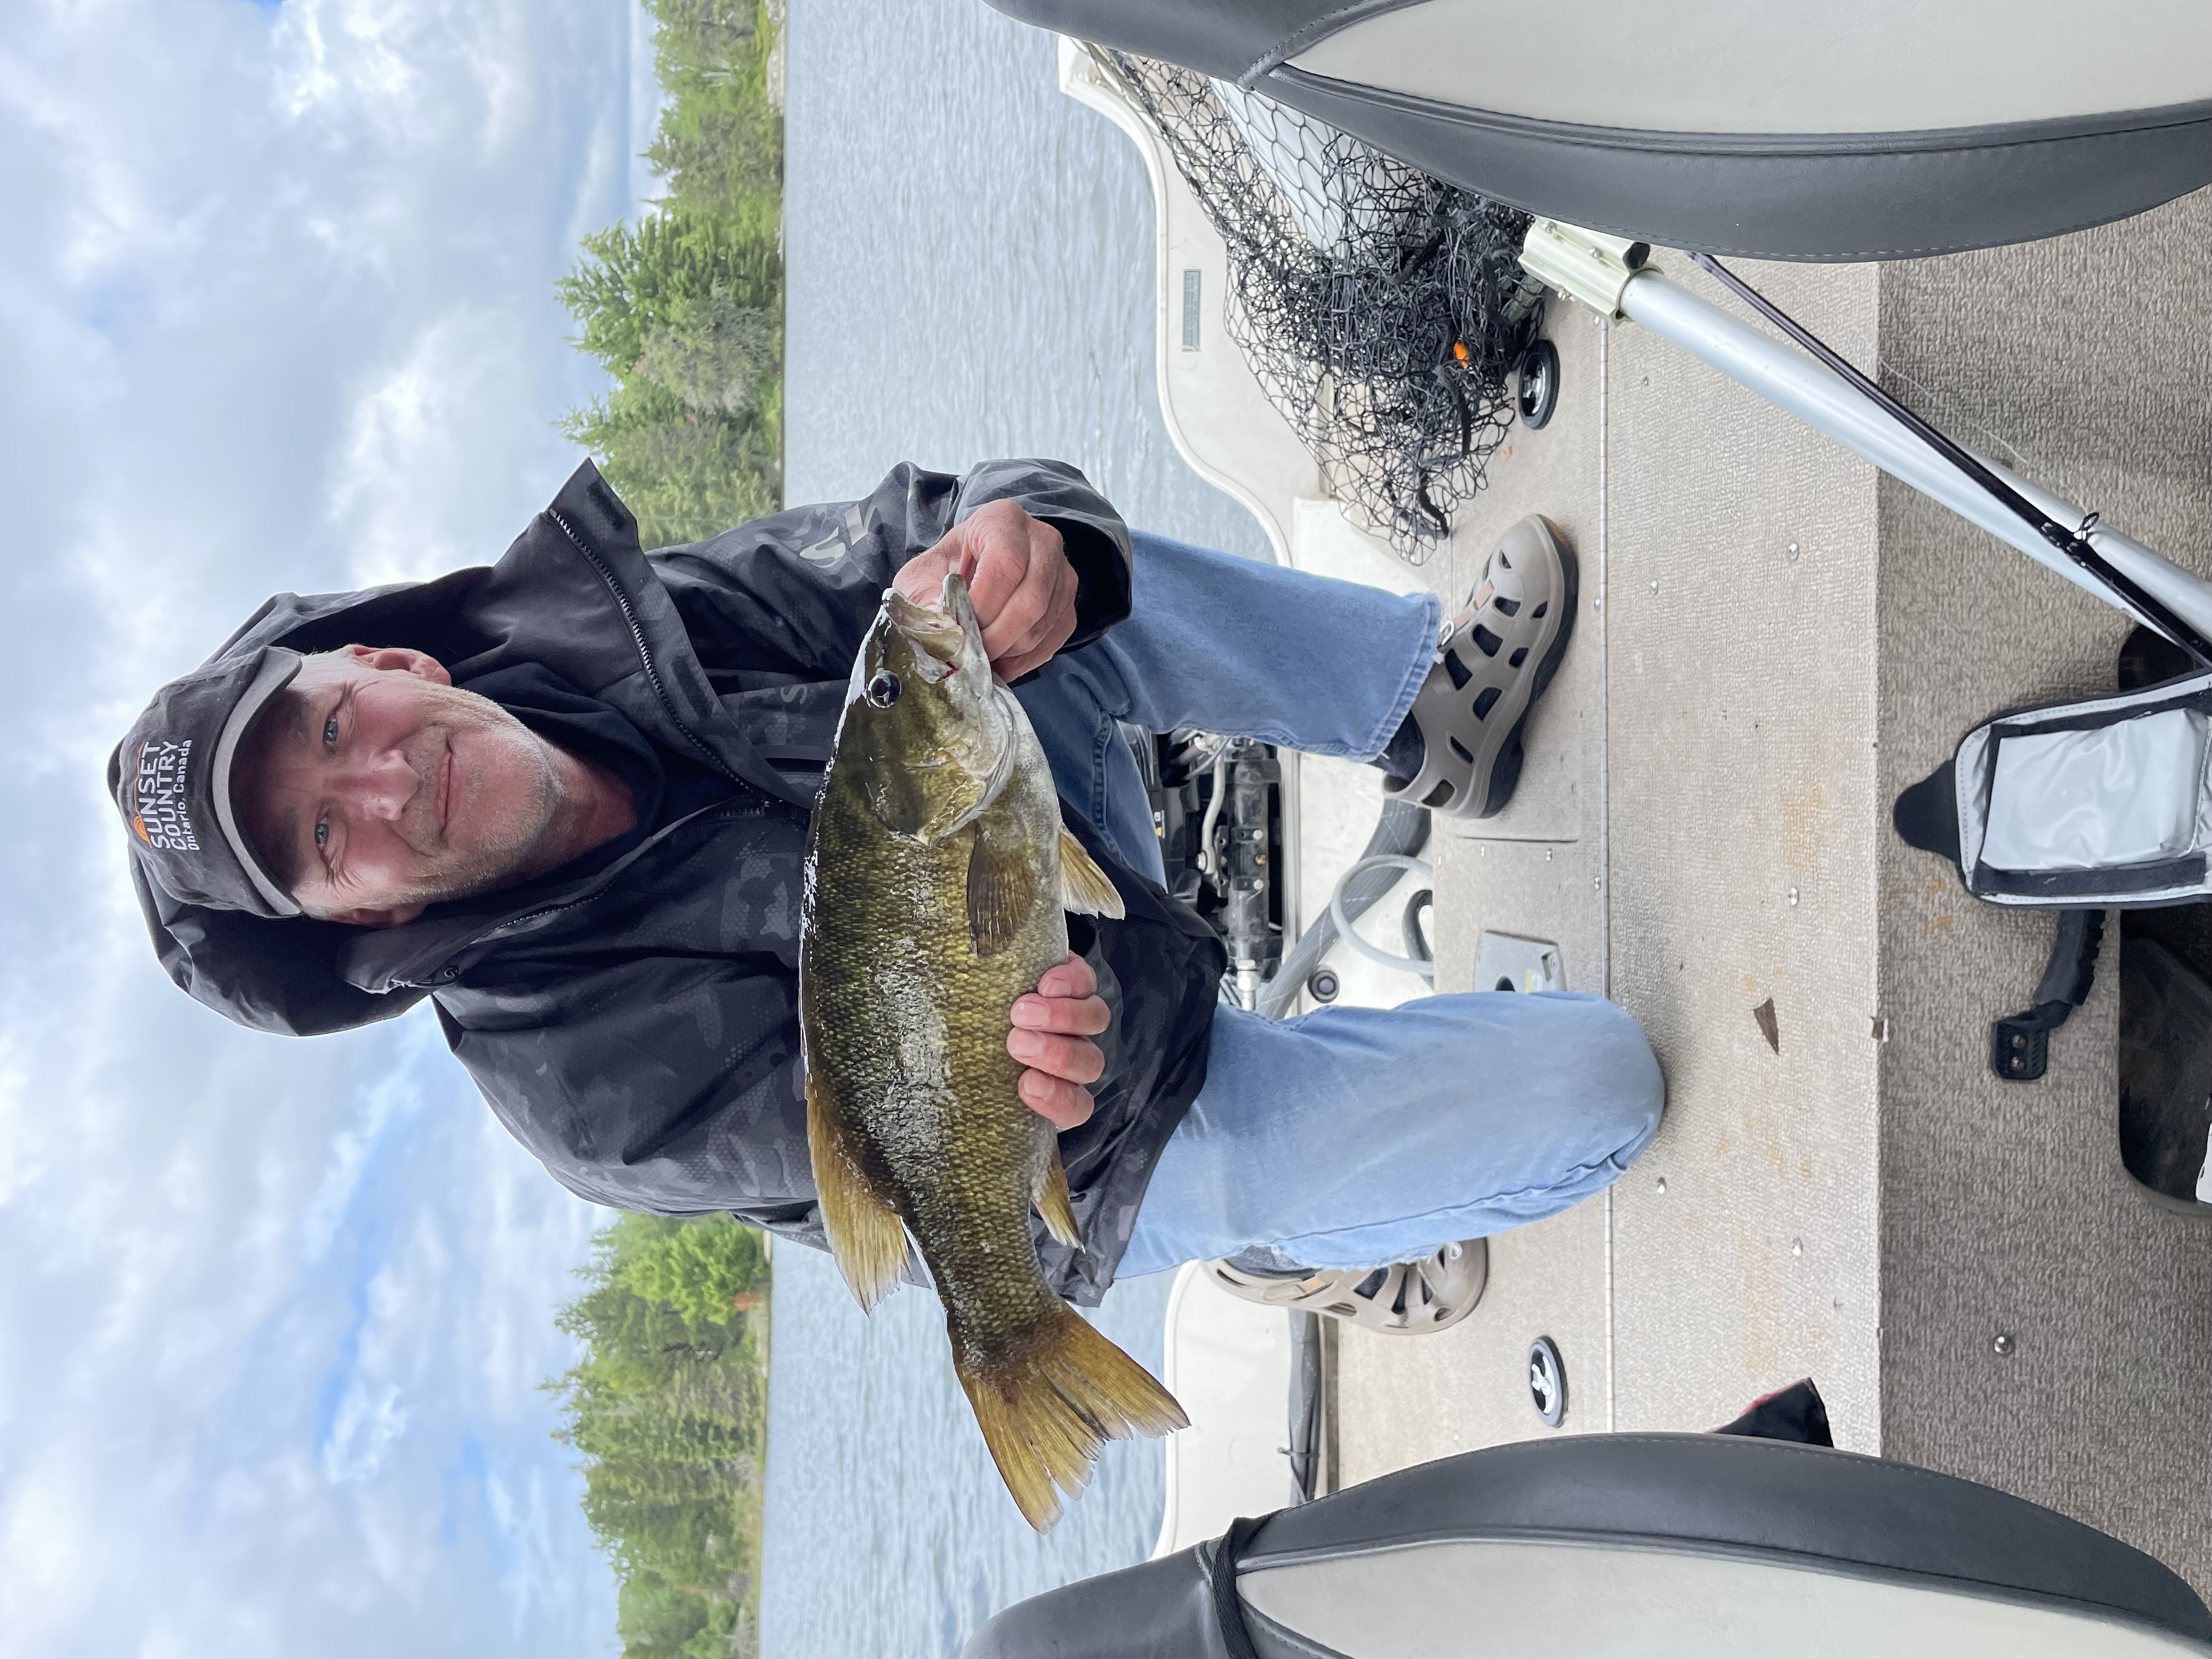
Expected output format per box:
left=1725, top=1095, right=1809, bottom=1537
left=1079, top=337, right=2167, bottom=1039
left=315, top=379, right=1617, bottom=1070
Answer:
left=129, top=459, right=1225, bottom=1304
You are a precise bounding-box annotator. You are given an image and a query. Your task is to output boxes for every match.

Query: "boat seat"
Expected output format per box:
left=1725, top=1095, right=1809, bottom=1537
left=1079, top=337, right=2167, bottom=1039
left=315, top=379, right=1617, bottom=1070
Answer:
left=989, top=0, right=2212, bottom=261
left=960, top=1433, right=2212, bottom=1657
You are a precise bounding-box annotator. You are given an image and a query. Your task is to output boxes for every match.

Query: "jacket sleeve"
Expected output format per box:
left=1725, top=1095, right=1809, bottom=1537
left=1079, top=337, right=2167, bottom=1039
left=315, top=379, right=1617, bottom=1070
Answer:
left=947, top=457, right=1133, bottom=650
left=432, top=949, right=1105, bottom=1297
left=646, top=459, right=1135, bottom=686
left=432, top=951, right=829, bottom=1227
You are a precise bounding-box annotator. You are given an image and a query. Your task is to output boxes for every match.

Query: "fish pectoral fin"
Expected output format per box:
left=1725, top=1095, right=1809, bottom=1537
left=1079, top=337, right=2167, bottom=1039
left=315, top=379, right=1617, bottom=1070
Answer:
left=1057, top=826, right=1125, bottom=919
left=955, top=1305, right=1189, bottom=1532
left=805, top=1070, right=909, bottom=1312
left=1037, top=1149, right=1082, bottom=1248
left=967, top=821, right=1039, bottom=957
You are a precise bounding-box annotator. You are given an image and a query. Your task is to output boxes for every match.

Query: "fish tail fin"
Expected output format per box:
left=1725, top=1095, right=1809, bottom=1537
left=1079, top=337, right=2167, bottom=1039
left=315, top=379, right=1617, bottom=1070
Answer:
left=1036, top=1149, right=1081, bottom=1248
left=955, top=1304, right=1188, bottom=1531
left=1057, top=825, right=1126, bottom=919
left=806, top=1071, right=908, bottom=1312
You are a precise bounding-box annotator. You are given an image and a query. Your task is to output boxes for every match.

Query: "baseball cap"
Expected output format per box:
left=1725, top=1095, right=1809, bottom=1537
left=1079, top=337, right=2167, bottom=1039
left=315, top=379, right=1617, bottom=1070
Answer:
left=108, top=645, right=307, bottom=918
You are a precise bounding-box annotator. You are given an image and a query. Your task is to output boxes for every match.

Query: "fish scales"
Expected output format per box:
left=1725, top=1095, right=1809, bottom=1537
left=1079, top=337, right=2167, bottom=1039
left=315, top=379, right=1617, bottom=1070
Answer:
left=798, top=572, right=1185, bottom=1531
left=804, top=755, right=1063, bottom=1344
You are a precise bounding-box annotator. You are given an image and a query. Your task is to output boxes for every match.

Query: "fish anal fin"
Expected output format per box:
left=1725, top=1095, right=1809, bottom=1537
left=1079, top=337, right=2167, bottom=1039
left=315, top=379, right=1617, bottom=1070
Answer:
left=805, top=1070, right=907, bottom=1313
left=955, top=1305, right=1188, bottom=1532
left=1037, top=1149, right=1081, bottom=1248
left=1057, top=826, right=1125, bottom=919
left=967, top=820, right=1039, bottom=957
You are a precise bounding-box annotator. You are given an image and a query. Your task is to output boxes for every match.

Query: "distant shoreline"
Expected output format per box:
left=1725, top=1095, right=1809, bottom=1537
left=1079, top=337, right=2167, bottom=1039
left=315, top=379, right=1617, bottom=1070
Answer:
left=545, top=5, right=785, bottom=1653
left=557, top=0, right=786, bottom=548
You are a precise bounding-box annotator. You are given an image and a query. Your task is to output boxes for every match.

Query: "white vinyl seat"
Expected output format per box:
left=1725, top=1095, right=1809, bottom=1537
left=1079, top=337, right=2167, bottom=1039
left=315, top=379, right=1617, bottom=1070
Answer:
left=961, top=1434, right=2212, bottom=1658
left=991, top=0, right=2212, bottom=261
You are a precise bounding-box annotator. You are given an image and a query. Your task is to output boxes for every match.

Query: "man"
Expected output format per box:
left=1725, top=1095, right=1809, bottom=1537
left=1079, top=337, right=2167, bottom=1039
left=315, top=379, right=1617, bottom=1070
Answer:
left=112, top=459, right=1661, bottom=1305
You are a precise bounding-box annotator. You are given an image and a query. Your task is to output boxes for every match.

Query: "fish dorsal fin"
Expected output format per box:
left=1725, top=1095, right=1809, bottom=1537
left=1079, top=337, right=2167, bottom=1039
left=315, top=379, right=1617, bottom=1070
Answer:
left=967, top=820, right=1039, bottom=957
left=805, top=1069, right=908, bottom=1312
left=1057, top=825, right=1125, bottom=919
left=1037, top=1148, right=1082, bottom=1248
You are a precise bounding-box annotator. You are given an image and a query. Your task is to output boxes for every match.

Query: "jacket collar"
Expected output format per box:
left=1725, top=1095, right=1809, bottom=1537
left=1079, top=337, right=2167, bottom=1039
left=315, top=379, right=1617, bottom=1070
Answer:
left=334, top=792, right=782, bottom=995
left=523, top=464, right=811, bottom=809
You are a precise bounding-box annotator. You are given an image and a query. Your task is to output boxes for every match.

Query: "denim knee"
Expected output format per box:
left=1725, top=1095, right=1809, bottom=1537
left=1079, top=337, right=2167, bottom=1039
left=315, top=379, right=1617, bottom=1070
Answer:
left=1526, top=991, right=1666, bottom=1158
left=1592, top=998, right=1667, bottom=1158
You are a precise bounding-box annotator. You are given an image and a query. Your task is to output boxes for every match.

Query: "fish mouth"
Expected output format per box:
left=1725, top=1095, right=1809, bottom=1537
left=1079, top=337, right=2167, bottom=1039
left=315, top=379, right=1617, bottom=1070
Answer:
left=884, top=573, right=979, bottom=673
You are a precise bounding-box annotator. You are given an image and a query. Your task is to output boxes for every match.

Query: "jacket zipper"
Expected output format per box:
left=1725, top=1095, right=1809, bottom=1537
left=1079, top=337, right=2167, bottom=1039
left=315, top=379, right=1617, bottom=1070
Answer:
left=423, top=508, right=787, bottom=985
left=431, top=802, right=776, bottom=972
left=547, top=505, right=766, bottom=796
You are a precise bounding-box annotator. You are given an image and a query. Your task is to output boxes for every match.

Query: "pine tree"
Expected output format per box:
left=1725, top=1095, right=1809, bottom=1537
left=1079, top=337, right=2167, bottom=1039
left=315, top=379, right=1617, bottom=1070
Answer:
left=555, top=0, right=785, bottom=552
left=550, top=1214, right=773, bottom=1658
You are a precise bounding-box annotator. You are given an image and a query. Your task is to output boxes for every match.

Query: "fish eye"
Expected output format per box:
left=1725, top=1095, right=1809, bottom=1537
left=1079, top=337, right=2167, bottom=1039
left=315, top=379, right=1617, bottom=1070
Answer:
left=866, top=671, right=902, bottom=708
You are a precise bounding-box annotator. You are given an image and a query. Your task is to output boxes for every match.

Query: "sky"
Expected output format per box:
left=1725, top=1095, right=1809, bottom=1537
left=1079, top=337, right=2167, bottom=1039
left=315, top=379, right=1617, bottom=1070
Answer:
left=0, top=0, right=664, bottom=1650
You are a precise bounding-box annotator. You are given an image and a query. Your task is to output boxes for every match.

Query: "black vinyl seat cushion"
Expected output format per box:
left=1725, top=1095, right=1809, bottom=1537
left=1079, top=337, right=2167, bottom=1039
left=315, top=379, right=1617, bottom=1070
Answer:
left=1257, top=75, right=2212, bottom=262
left=988, top=0, right=2212, bottom=261
left=962, top=1434, right=2212, bottom=1659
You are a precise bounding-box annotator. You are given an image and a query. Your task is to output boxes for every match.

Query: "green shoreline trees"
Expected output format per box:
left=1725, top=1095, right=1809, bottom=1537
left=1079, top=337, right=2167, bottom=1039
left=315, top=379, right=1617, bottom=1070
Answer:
left=549, top=5, right=783, bottom=1655
left=558, top=0, right=783, bottom=549
left=549, top=1215, right=772, bottom=1659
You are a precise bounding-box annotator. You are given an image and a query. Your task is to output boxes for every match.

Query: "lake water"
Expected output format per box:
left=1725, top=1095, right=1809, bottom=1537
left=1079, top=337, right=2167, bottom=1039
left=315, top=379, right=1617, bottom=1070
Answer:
left=762, top=2, right=1271, bottom=1655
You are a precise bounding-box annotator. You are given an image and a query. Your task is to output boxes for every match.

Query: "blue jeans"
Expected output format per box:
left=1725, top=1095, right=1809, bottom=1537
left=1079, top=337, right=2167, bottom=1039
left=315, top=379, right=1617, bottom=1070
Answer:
left=1014, top=532, right=1664, bottom=1273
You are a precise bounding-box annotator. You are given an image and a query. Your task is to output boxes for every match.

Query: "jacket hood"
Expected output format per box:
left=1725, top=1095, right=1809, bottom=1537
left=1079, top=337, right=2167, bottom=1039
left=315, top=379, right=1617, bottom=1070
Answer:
left=126, top=461, right=808, bottom=1036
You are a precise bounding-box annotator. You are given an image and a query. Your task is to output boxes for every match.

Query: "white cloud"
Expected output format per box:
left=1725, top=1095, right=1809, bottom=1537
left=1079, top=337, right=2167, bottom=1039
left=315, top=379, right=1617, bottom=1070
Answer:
left=331, top=302, right=565, bottom=587
left=297, top=1034, right=432, bottom=1262
left=0, top=1037, right=44, bottom=1207
left=0, top=0, right=643, bottom=1650
left=1, top=1455, right=98, bottom=1607
left=324, top=1380, right=411, bottom=1485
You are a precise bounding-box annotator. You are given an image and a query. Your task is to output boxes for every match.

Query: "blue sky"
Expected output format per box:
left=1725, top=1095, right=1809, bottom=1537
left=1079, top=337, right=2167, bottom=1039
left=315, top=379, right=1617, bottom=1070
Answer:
left=0, top=0, right=667, bottom=1649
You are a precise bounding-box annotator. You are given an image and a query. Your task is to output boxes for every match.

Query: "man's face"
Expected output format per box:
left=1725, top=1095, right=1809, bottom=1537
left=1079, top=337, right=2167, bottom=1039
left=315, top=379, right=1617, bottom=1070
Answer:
left=233, top=646, right=568, bottom=926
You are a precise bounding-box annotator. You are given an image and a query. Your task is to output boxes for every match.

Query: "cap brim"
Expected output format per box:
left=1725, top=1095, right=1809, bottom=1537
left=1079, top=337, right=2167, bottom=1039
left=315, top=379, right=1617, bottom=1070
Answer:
left=210, top=648, right=306, bottom=919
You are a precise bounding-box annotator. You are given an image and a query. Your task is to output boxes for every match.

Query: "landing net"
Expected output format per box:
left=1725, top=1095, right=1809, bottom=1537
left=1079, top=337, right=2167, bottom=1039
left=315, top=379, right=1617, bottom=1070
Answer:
left=1093, top=49, right=1542, bottom=562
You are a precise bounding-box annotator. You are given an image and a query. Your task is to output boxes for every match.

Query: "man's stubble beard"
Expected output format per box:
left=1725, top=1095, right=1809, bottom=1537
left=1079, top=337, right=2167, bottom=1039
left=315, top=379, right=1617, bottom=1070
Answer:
left=381, top=689, right=568, bottom=911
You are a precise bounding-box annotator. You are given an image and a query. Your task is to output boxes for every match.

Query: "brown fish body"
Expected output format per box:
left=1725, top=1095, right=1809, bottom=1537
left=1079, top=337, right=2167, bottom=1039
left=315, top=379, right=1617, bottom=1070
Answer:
left=798, top=573, right=1184, bottom=1531
left=802, top=716, right=1069, bottom=1357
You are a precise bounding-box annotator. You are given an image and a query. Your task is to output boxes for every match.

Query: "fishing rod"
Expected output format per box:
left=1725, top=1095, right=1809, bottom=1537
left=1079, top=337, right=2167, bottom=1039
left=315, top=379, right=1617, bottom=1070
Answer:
left=1520, top=219, right=2212, bottom=668
left=1688, top=250, right=2212, bottom=670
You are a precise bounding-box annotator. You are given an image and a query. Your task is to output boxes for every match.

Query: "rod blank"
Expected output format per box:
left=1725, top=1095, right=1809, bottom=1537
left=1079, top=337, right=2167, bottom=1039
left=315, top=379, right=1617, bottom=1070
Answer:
left=1616, top=269, right=2212, bottom=648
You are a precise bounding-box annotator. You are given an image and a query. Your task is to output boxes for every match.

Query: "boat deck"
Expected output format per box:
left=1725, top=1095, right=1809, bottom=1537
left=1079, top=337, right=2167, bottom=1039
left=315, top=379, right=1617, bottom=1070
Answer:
left=1062, top=43, right=2212, bottom=1587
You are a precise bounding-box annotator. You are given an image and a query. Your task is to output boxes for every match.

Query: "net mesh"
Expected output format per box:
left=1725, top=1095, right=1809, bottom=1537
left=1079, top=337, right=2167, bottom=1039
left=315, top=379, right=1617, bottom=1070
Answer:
left=1095, top=49, right=1542, bottom=561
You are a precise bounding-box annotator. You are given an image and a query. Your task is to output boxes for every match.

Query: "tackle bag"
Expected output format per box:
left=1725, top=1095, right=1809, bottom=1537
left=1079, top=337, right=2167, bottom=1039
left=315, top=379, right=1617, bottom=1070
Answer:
left=1895, top=653, right=2212, bottom=1081
left=1895, top=670, right=2212, bottom=910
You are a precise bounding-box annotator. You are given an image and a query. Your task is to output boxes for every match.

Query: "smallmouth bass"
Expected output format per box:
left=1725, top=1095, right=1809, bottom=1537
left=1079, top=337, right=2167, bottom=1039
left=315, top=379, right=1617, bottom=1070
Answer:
left=798, top=571, right=1187, bottom=1531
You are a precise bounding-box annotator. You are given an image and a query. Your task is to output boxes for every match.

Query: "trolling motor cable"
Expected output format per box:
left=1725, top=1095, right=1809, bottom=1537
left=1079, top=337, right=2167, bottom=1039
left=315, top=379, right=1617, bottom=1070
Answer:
left=1690, top=252, right=2212, bottom=670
